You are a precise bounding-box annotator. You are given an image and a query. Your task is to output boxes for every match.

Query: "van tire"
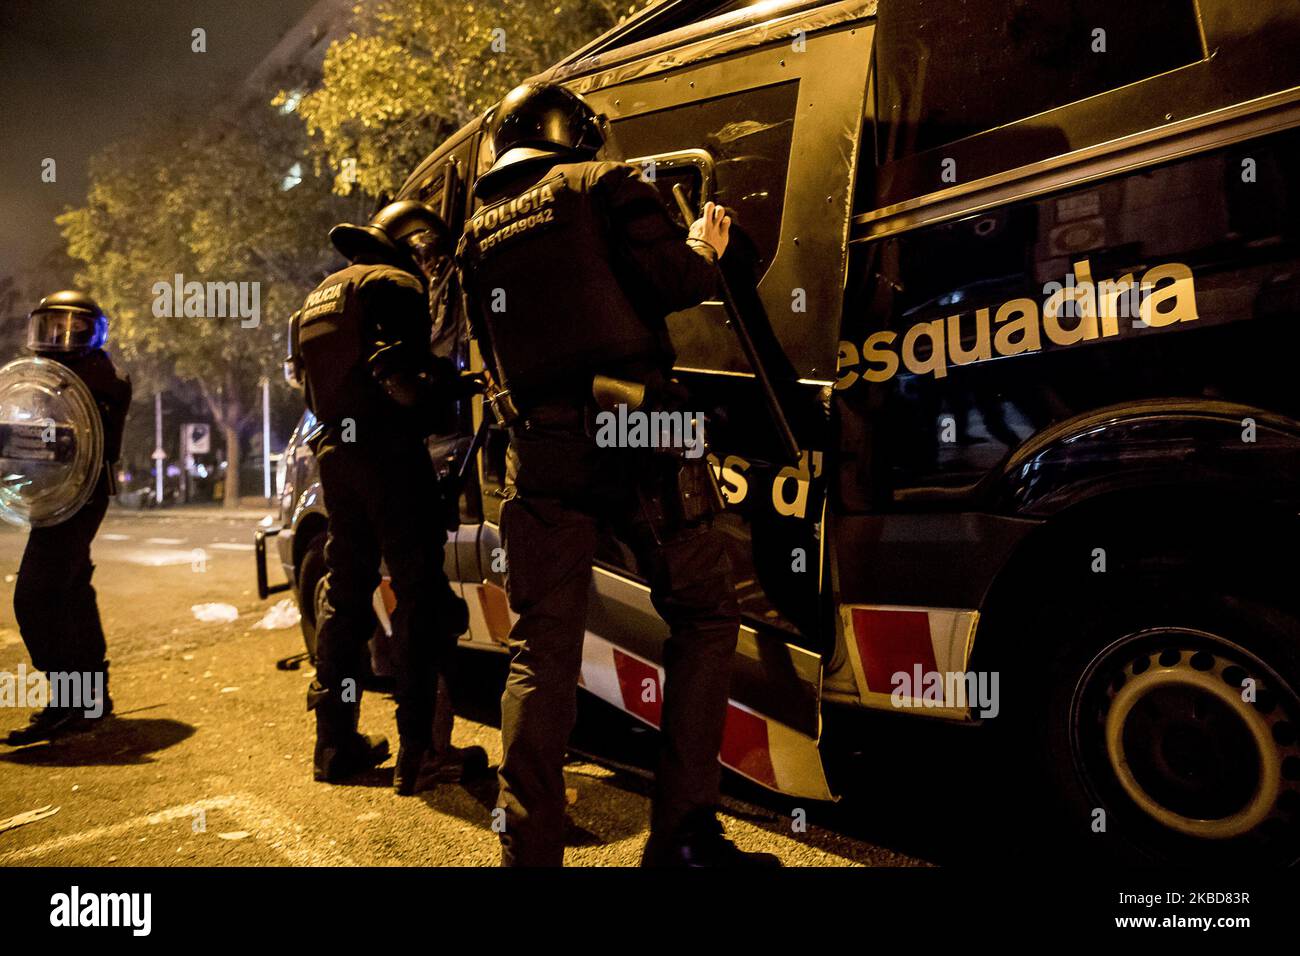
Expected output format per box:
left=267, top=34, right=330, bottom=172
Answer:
left=296, top=532, right=327, bottom=663
left=994, top=546, right=1300, bottom=866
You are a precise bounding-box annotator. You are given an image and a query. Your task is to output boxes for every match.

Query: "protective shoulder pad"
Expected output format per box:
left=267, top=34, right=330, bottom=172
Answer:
left=356, top=265, right=426, bottom=295
left=586, top=160, right=642, bottom=190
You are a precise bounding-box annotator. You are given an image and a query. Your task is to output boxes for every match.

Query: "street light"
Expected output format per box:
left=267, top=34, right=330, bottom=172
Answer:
left=152, top=391, right=164, bottom=506
left=261, top=376, right=272, bottom=501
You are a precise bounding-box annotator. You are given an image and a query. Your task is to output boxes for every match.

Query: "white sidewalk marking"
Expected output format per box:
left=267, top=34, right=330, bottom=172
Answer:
left=116, top=548, right=199, bottom=567
left=0, top=793, right=354, bottom=866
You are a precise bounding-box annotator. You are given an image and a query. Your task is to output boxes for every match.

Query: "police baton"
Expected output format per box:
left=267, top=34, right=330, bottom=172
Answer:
left=429, top=400, right=492, bottom=534
left=456, top=400, right=493, bottom=485
left=672, top=184, right=801, bottom=464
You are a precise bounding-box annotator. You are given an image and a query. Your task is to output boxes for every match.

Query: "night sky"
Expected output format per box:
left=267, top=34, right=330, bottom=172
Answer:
left=0, top=0, right=321, bottom=278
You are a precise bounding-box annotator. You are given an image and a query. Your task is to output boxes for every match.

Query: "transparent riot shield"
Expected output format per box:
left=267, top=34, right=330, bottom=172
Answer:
left=0, top=357, right=104, bottom=528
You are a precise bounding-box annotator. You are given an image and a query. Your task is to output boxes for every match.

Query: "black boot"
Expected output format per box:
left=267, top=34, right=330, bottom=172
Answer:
left=394, top=741, right=491, bottom=794
left=310, top=687, right=388, bottom=783
left=88, top=661, right=113, bottom=720
left=393, top=741, right=429, bottom=796
left=415, top=675, right=490, bottom=786
left=426, top=743, right=490, bottom=783
left=4, top=707, right=81, bottom=746
left=641, top=811, right=783, bottom=868
left=314, top=717, right=389, bottom=783
left=5, top=660, right=115, bottom=746
left=394, top=687, right=436, bottom=796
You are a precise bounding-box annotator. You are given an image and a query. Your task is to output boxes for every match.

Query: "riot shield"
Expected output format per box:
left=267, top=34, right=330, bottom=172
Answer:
left=0, top=356, right=104, bottom=528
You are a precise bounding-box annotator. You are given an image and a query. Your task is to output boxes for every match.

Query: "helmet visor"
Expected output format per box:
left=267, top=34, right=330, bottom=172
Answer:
left=28, top=310, right=95, bottom=352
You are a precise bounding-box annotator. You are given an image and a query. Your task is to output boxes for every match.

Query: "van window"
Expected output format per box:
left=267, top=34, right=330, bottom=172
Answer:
left=416, top=167, right=447, bottom=212
left=876, top=0, right=1204, bottom=164
left=611, top=81, right=799, bottom=276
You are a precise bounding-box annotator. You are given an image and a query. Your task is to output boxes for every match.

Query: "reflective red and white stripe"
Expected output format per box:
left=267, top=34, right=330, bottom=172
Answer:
left=454, top=580, right=832, bottom=801
left=578, top=632, right=832, bottom=800
left=838, top=604, right=979, bottom=715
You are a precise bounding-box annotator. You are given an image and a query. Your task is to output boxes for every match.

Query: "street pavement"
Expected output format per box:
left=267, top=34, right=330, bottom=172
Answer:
left=0, top=505, right=938, bottom=867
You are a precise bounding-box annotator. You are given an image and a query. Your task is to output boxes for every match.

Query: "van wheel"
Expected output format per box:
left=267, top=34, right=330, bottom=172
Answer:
left=1012, top=572, right=1300, bottom=865
left=296, top=532, right=327, bottom=662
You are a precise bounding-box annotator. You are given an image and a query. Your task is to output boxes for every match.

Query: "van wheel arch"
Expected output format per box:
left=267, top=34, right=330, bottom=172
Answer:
left=975, top=488, right=1300, bottom=650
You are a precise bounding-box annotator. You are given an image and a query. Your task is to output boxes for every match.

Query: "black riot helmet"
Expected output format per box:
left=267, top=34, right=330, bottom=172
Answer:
left=329, top=200, right=451, bottom=276
left=27, top=291, right=109, bottom=354
left=478, top=82, right=608, bottom=196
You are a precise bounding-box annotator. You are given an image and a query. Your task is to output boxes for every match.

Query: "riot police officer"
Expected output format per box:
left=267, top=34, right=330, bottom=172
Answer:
left=6, top=292, right=131, bottom=745
left=298, top=200, right=478, bottom=794
left=457, top=82, right=780, bottom=867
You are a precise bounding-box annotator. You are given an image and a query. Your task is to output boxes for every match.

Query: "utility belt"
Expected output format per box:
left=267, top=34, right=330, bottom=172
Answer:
left=494, top=372, right=725, bottom=528
left=484, top=379, right=586, bottom=430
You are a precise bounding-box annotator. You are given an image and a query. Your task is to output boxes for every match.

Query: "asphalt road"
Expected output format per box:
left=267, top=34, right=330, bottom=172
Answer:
left=0, top=505, right=944, bottom=867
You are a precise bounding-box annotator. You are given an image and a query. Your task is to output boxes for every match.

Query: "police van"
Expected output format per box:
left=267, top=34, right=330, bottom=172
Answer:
left=258, top=0, right=1300, bottom=864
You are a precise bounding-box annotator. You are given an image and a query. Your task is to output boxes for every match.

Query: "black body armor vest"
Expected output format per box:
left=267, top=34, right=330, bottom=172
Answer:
left=297, top=262, right=424, bottom=429
left=457, top=161, right=667, bottom=400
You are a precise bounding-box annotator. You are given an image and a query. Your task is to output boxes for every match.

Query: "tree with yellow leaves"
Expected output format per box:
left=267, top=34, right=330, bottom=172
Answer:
left=286, top=0, right=638, bottom=201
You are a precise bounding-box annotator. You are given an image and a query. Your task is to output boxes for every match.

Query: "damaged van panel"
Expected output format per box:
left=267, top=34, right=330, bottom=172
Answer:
left=547, top=0, right=877, bottom=92
left=578, top=20, right=873, bottom=381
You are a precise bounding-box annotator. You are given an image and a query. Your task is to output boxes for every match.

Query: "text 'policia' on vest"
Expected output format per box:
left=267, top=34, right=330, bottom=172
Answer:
left=297, top=200, right=478, bottom=444
left=297, top=262, right=429, bottom=431
left=459, top=161, right=686, bottom=400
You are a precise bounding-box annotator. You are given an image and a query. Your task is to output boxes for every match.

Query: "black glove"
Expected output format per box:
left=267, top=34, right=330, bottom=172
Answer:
left=454, top=370, right=487, bottom=399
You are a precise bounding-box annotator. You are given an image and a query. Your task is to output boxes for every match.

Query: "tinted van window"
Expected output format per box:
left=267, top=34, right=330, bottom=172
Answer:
left=876, top=0, right=1204, bottom=164
left=611, top=81, right=799, bottom=275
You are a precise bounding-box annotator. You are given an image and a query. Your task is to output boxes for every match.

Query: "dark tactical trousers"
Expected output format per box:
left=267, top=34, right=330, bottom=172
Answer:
left=497, top=407, right=740, bottom=866
left=14, top=483, right=111, bottom=681
left=312, top=431, right=463, bottom=746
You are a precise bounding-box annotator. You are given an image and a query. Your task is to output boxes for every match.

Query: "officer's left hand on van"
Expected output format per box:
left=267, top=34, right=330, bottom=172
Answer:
left=688, top=200, right=731, bottom=259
